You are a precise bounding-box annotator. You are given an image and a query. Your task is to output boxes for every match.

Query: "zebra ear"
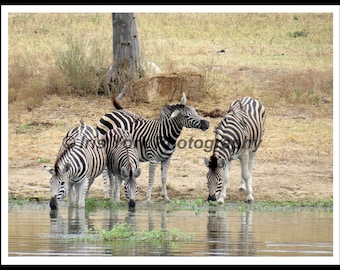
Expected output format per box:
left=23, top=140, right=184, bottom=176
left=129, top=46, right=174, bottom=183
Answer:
left=44, top=165, right=55, bottom=175
left=122, top=167, right=129, bottom=178
left=134, top=168, right=141, bottom=178
left=180, top=92, right=187, bottom=105
left=170, top=109, right=181, bottom=118
left=203, top=157, right=209, bottom=167
left=217, top=158, right=226, bottom=168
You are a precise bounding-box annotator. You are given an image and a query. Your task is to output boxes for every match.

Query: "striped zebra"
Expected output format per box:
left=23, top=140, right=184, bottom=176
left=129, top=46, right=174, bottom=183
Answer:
left=44, top=119, right=107, bottom=210
left=105, top=127, right=141, bottom=208
left=97, top=92, right=210, bottom=202
left=204, top=96, right=266, bottom=203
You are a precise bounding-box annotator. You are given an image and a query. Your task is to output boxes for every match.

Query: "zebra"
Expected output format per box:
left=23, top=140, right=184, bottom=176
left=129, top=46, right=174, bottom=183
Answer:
left=44, top=119, right=107, bottom=210
left=105, top=127, right=141, bottom=208
left=97, top=92, right=210, bottom=203
left=204, top=96, right=266, bottom=203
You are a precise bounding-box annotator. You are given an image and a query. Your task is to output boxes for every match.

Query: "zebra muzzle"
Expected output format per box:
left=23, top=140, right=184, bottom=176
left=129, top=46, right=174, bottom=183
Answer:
left=200, top=120, right=210, bottom=131
left=128, top=199, right=136, bottom=208
left=207, top=194, right=217, bottom=201
left=49, top=196, right=58, bottom=210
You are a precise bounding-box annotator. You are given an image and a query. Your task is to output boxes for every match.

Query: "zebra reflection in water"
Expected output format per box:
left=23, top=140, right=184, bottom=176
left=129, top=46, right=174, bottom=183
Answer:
left=207, top=208, right=254, bottom=256
left=50, top=207, right=95, bottom=235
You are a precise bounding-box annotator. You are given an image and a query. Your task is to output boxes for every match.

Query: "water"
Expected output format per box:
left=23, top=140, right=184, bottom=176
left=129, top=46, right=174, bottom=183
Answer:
left=5, top=202, right=334, bottom=264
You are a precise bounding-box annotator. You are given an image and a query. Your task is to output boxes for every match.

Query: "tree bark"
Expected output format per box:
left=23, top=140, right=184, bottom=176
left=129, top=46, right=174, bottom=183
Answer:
left=107, top=13, right=143, bottom=95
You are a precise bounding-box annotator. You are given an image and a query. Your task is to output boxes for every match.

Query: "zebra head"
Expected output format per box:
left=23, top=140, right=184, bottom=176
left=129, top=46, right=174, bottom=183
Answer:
left=204, top=155, right=226, bottom=202
left=168, top=92, right=210, bottom=131
left=44, top=164, right=69, bottom=210
left=121, top=166, right=141, bottom=208
left=120, top=139, right=142, bottom=208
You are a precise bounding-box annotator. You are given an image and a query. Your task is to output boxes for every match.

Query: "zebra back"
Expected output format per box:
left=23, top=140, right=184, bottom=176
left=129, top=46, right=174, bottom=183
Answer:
left=105, top=128, right=140, bottom=179
left=57, top=123, right=106, bottom=175
left=213, top=96, right=266, bottom=161
left=97, top=109, right=143, bottom=135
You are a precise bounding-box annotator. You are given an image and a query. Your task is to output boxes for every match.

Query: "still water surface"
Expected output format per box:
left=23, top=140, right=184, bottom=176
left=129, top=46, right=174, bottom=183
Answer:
left=7, top=202, right=333, bottom=263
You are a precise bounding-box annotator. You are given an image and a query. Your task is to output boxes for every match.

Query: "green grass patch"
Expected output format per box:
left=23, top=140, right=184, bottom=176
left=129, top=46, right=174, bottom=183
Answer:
left=8, top=196, right=333, bottom=212
left=84, top=197, right=333, bottom=212
left=101, top=223, right=192, bottom=242
left=38, top=156, right=50, bottom=163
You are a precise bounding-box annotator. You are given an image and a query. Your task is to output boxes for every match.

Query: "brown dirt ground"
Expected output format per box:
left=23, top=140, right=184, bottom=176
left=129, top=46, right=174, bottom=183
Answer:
left=7, top=93, right=333, bottom=204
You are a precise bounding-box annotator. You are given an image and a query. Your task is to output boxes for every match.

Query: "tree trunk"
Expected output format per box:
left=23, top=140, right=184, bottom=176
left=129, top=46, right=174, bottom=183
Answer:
left=107, top=13, right=143, bottom=95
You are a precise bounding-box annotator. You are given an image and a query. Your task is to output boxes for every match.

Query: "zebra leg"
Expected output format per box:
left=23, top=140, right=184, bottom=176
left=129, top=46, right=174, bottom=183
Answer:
left=238, top=158, right=247, bottom=193
left=108, top=171, right=115, bottom=201
left=68, top=180, right=74, bottom=207
left=102, top=166, right=110, bottom=199
left=246, top=151, right=257, bottom=202
left=113, top=175, right=122, bottom=202
left=74, top=182, right=80, bottom=207
left=86, top=177, right=95, bottom=199
left=161, top=159, right=171, bottom=203
left=76, top=179, right=89, bottom=208
left=239, top=151, right=254, bottom=203
left=248, top=151, right=257, bottom=175
left=219, top=162, right=231, bottom=203
left=146, top=161, right=158, bottom=203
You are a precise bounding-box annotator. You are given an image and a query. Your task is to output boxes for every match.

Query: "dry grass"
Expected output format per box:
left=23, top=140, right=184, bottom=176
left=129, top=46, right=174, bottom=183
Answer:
left=7, top=13, right=333, bottom=111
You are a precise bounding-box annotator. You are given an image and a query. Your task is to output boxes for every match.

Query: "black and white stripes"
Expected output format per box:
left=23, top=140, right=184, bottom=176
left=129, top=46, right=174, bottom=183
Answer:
left=97, top=93, right=210, bottom=202
left=44, top=119, right=107, bottom=210
left=105, top=127, right=141, bottom=208
left=204, top=97, right=266, bottom=203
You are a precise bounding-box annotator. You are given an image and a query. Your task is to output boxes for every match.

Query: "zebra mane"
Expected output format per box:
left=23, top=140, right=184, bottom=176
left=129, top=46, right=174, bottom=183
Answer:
left=122, top=138, right=134, bottom=177
left=223, top=99, right=248, bottom=129
left=161, top=104, right=185, bottom=118
left=54, top=135, right=74, bottom=173
left=54, top=146, right=69, bottom=174
left=227, top=99, right=243, bottom=115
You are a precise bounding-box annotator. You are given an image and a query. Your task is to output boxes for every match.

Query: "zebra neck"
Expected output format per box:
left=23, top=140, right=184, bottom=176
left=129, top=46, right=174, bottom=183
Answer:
left=156, top=117, right=183, bottom=145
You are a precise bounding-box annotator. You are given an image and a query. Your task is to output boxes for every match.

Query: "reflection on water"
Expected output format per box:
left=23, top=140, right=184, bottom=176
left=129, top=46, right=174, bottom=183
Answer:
left=207, top=208, right=255, bottom=256
left=7, top=203, right=333, bottom=258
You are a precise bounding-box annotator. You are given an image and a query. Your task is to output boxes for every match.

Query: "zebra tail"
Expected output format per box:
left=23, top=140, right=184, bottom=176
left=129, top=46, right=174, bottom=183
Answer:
left=112, top=96, right=124, bottom=110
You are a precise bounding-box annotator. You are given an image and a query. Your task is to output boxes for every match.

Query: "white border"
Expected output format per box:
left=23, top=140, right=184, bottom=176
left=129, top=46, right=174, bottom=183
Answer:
left=2, top=5, right=339, bottom=266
